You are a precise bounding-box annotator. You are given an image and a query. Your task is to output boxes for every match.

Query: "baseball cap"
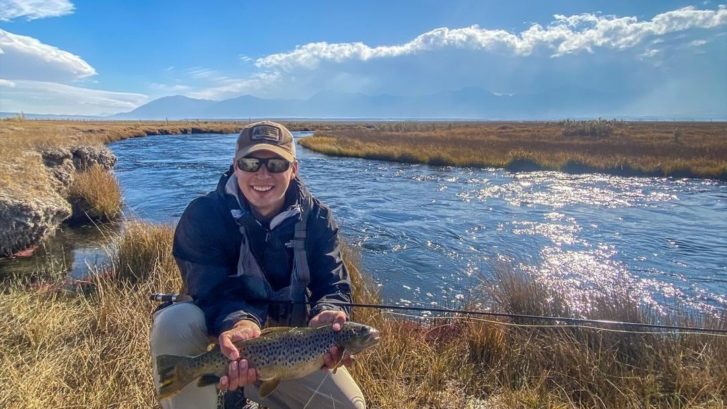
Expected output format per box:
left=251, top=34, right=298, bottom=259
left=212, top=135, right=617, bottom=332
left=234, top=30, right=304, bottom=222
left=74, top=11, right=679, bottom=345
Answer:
left=235, top=121, right=296, bottom=162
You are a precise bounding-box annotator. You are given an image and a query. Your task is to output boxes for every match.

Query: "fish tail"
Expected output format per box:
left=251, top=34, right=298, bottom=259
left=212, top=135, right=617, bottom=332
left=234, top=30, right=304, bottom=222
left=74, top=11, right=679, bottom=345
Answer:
left=156, top=354, right=198, bottom=400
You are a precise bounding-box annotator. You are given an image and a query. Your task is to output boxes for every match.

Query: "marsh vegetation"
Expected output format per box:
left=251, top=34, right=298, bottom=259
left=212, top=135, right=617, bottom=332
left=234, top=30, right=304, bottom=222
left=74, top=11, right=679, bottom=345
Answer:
left=299, top=121, right=727, bottom=179
left=1, top=222, right=724, bottom=408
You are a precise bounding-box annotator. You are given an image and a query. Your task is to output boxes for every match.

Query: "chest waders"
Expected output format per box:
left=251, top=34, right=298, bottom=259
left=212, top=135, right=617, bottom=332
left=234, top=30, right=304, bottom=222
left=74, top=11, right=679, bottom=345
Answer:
left=232, top=207, right=311, bottom=327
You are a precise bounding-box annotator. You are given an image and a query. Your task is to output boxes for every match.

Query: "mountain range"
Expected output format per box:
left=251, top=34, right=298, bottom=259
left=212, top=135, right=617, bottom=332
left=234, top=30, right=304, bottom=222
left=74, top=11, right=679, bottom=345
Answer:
left=112, top=87, right=641, bottom=120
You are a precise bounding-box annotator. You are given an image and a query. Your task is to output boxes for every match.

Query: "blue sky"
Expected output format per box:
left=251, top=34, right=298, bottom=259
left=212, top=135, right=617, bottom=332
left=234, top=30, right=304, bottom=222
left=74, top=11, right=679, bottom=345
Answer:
left=0, top=0, right=725, bottom=117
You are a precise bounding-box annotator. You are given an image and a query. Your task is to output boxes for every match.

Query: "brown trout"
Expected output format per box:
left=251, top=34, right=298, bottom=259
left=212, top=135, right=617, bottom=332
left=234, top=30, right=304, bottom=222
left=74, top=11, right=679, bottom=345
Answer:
left=156, top=322, right=380, bottom=399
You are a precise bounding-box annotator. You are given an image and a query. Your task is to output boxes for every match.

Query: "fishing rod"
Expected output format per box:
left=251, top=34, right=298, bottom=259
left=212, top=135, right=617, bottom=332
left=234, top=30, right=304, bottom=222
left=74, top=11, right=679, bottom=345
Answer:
left=149, top=293, right=727, bottom=335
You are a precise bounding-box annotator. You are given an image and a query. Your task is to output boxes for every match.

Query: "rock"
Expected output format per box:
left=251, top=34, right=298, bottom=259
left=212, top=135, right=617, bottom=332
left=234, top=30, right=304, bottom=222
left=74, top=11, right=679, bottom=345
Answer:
left=0, top=193, right=71, bottom=257
left=41, top=148, right=75, bottom=195
left=0, top=144, right=118, bottom=257
left=71, top=145, right=117, bottom=171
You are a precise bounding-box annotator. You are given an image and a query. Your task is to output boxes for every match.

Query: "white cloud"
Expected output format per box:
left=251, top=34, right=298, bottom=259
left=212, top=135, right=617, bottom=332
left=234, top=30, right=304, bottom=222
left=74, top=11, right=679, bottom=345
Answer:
left=0, top=80, right=148, bottom=115
left=186, top=72, right=282, bottom=100
left=0, top=0, right=74, bottom=21
left=254, top=6, right=727, bottom=70
left=0, top=29, right=96, bottom=81
left=639, top=48, right=661, bottom=59
left=689, top=39, right=708, bottom=46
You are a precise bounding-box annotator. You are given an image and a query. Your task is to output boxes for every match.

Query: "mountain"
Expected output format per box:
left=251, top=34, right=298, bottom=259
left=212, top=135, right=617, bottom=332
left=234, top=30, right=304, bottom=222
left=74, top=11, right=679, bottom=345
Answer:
left=112, top=87, right=716, bottom=120
left=113, top=95, right=216, bottom=119
left=114, top=89, right=528, bottom=120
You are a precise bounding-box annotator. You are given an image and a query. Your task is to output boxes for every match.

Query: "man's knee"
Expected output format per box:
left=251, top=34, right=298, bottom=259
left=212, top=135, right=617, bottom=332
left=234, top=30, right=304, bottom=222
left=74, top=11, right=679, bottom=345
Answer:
left=151, top=302, right=209, bottom=355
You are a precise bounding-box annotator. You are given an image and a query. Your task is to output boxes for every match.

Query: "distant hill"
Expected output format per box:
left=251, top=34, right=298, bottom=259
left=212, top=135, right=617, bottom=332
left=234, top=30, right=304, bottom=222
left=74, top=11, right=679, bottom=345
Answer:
left=113, top=87, right=640, bottom=120
left=5, top=88, right=725, bottom=120
left=0, top=112, right=103, bottom=120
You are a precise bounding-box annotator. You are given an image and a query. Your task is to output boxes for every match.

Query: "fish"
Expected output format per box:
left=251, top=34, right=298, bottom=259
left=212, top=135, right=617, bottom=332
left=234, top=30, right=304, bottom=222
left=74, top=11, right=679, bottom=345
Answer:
left=156, top=321, right=380, bottom=400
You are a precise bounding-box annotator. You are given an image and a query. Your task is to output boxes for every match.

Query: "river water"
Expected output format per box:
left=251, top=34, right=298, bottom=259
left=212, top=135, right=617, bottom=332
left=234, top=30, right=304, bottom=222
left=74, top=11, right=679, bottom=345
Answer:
left=103, top=132, right=727, bottom=315
left=3, top=131, right=724, bottom=315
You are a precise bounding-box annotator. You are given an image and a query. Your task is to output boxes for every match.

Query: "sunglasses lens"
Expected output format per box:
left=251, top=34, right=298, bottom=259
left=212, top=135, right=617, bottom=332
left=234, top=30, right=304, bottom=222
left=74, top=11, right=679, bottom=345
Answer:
left=266, top=159, right=291, bottom=173
left=237, top=158, right=261, bottom=172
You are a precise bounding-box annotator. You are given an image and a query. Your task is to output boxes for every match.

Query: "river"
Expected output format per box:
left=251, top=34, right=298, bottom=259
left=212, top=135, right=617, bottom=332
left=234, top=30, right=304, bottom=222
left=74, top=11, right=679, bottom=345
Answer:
left=4, top=131, right=725, bottom=315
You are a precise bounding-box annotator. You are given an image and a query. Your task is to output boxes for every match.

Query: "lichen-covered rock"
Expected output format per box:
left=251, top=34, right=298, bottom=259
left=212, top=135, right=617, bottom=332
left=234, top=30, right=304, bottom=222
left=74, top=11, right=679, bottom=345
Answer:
left=0, top=193, right=71, bottom=257
left=71, top=145, right=116, bottom=171
left=0, top=144, right=118, bottom=257
left=41, top=148, right=76, bottom=195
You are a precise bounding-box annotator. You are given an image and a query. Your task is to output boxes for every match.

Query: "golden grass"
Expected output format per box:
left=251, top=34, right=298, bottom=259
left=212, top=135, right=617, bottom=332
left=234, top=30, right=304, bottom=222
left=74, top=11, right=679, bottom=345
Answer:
left=298, top=121, right=727, bottom=179
left=0, top=119, right=243, bottom=202
left=1, top=222, right=725, bottom=408
left=68, top=165, right=123, bottom=224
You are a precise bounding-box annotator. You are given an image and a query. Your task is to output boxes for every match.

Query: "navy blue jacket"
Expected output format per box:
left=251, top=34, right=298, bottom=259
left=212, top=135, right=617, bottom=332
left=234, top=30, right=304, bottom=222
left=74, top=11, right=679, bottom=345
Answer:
left=172, top=167, right=352, bottom=335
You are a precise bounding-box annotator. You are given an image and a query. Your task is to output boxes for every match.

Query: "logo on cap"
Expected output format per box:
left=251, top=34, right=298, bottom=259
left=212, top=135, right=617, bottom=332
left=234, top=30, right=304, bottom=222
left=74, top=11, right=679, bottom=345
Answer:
left=251, top=125, right=281, bottom=142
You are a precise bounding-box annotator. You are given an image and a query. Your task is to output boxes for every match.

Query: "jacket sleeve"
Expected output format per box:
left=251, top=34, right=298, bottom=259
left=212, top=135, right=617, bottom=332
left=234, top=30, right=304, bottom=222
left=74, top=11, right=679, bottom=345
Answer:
left=173, top=197, right=267, bottom=335
left=306, top=204, right=353, bottom=320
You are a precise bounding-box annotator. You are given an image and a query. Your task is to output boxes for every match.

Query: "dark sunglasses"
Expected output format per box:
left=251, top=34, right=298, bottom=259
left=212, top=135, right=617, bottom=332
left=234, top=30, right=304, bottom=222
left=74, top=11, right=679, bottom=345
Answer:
left=236, top=157, right=292, bottom=173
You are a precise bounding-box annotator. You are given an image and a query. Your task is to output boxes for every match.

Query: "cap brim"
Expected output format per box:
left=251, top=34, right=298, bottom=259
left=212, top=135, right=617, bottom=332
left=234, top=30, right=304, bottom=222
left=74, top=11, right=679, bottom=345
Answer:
left=235, top=144, right=295, bottom=162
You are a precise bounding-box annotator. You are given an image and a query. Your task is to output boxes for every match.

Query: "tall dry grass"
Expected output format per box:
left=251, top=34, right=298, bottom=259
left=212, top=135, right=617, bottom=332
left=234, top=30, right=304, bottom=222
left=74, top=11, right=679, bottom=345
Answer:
left=1, top=222, right=725, bottom=408
left=0, top=120, right=243, bottom=202
left=299, top=121, right=727, bottom=180
left=67, top=164, right=123, bottom=224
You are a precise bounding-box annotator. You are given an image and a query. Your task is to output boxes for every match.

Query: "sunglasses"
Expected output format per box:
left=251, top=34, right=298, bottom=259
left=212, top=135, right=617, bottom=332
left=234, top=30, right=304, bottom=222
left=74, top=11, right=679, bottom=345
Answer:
left=236, top=157, right=292, bottom=173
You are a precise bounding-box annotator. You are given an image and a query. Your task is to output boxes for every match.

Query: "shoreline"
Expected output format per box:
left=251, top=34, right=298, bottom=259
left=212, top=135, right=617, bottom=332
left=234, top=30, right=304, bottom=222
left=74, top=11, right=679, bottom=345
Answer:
left=298, top=121, right=727, bottom=180
left=2, top=119, right=726, bottom=258
left=0, top=120, right=244, bottom=257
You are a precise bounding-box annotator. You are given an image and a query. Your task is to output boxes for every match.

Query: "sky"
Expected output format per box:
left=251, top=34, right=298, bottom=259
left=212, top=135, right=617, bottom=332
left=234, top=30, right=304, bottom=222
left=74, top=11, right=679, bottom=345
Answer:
left=0, top=0, right=725, bottom=117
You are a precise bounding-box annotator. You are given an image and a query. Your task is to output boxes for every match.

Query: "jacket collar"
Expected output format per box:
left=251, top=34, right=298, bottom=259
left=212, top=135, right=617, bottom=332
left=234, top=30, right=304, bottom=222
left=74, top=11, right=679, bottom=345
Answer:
left=220, top=168, right=305, bottom=231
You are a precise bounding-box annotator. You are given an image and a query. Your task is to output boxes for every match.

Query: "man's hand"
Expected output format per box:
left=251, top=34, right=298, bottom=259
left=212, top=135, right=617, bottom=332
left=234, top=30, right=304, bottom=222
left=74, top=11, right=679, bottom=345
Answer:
left=218, top=320, right=261, bottom=391
left=309, top=310, right=353, bottom=370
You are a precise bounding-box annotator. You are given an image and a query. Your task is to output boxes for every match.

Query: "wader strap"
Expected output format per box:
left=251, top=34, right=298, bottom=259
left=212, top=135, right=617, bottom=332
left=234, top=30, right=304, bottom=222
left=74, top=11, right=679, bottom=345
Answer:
left=286, top=207, right=311, bottom=326
left=292, top=208, right=310, bottom=286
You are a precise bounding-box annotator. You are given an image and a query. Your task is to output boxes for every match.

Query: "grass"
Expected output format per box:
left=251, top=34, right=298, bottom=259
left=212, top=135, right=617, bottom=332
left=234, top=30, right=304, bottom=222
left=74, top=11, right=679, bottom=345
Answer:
left=298, top=121, right=727, bottom=180
left=0, top=119, right=243, bottom=202
left=67, top=164, right=123, bottom=224
left=1, top=221, right=725, bottom=408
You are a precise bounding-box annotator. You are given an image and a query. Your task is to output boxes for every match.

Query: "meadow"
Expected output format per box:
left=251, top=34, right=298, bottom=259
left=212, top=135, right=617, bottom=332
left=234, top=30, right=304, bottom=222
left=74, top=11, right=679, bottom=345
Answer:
left=299, top=120, right=727, bottom=180
left=0, top=221, right=724, bottom=409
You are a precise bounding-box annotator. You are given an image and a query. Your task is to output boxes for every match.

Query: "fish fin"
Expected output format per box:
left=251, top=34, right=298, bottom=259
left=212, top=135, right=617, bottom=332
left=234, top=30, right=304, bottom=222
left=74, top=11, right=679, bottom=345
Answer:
left=156, top=354, right=197, bottom=400
left=197, top=374, right=221, bottom=387
left=259, top=378, right=280, bottom=398
left=332, top=347, right=346, bottom=374
left=260, top=326, right=292, bottom=336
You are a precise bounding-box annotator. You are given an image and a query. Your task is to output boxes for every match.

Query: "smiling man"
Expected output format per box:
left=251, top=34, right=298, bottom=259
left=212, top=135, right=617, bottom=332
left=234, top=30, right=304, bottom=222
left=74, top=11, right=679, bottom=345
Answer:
left=150, top=121, right=365, bottom=409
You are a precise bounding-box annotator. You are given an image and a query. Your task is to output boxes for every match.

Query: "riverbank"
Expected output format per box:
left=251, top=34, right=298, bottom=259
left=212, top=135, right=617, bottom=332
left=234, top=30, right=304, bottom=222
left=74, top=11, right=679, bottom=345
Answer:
left=299, top=121, right=727, bottom=180
left=0, top=119, right=244, bottom=256
left=0, top=221, right=724, bottom=408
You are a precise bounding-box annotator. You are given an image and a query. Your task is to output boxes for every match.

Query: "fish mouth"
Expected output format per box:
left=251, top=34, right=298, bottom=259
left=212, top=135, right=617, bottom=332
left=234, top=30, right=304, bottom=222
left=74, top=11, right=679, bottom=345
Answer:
left=365, top=328, right=381, bottom=347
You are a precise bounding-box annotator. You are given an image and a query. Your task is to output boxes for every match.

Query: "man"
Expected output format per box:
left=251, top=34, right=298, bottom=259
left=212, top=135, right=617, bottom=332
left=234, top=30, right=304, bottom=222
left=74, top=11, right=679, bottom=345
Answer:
left=151, top=121, right=366, bottom=409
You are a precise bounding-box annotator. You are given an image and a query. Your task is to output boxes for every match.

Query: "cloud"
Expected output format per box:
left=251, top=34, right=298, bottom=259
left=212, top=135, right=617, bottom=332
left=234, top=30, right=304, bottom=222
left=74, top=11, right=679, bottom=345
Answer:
left=689, top=39, right=708, bottom=46
left=0, top=0, right=74, bottom=21
left=255, top=6, right=727, bottom=71
left=0, top=29, right=96, bottom=81
left=0, top=80, right=148, bottom=115
left=186, top=72, right=282, bottom=100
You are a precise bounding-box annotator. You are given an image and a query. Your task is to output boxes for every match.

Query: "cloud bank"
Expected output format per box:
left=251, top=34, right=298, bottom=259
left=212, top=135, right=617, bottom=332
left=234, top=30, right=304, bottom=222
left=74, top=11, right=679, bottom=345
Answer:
left=0, top=1, right=151, bottom=115
left=0, top=29, right=96, bottom=81
left=0, top=0, right=74, bottom=21
left=254, top=6, right=727, bottom=71
left=0, top=80, right=148, bottom=115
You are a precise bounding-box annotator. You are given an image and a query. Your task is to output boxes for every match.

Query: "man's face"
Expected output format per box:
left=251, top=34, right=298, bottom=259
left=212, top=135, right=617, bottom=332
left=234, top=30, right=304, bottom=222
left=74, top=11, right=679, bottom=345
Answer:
left=235, top=150, right=298, bottom=219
